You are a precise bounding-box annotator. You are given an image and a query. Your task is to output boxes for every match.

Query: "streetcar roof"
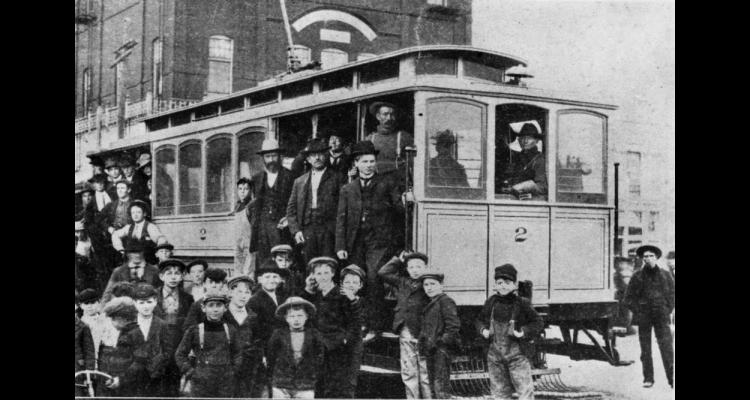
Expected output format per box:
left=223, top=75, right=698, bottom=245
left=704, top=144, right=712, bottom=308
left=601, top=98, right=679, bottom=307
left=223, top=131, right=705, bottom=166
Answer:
left=143, top=45, right=528, bottom=121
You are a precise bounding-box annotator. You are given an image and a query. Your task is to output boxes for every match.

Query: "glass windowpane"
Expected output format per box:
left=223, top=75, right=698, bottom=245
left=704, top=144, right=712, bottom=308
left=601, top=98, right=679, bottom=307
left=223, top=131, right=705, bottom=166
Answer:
left=154, top=147, right=176, bottom=216
left=179, top=142, right=202, bottom=214
left=556, top=112, right=607, bottom=203
left=206, top=137, right=232, bottom=213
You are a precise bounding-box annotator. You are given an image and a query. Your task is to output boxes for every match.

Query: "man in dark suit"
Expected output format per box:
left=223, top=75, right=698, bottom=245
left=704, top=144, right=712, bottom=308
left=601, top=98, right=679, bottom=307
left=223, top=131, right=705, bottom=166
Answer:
left=336, top=140, right=409, bottom=339
left=287, top=138, right=345, bottom=264
left=103, top=241, right=160, bottom=301
left=153, top=259, right=195, bottom=397
left=327, top=134, right=353, bottom=179
left=249, top=138, right=295, bottom=260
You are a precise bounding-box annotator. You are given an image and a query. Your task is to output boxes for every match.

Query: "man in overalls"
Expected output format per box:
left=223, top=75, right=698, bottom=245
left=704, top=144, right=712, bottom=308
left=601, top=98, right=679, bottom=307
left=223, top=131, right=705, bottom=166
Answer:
left=111, top=200, right=166, bottom=265
left=477, top=264, right=544, bottom=400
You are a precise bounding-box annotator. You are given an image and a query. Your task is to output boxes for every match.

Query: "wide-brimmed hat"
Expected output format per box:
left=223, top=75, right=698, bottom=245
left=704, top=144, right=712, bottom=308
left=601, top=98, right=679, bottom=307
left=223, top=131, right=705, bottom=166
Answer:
left=510, top=120, right=544, bottom=139
left=257, top=138, right=284, bottom=155
left=418, top=272, right=445, bottom=283
left=136, top=153, right=152, bottom=168
left=636, top=245, right=662, bottom=259
left=350, top=140, right=380, bottom=157
left=368, top=101, right=397, bottom=117
left=301, top=138, right=331, bottom=155
left=275, top=296, right=317, bottom=319
left=158, top=258, right=187, bottom=273
left=227, top=275, right=255, bottom=289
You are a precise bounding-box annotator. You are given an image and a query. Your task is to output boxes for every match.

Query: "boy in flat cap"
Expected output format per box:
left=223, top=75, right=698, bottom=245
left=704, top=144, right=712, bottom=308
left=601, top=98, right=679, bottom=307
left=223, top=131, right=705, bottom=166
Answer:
left=97, top=297, right=145, bottom=397
left=477, top=264, right=544, bottom=400
left=378, top=251, right=431, bottom=398
left=154, top=259, right=194, bottom=396
left=154, top=242, right=174, bottom=265
left=271, top=244, right=305, bottom=296
left=301, top=256, right=363, bottom=398
left=418, top=272, right=460, bottom=399
left=286, top=138, right=345, bottom=265
left=175, top=291, right=244, bottom=398
left=103, top=241, right=160, bottom=302
left=623, top=245, right=674, bottom=389
left=132, top=283, right=170, bottom=396
left=267, top=297, right=325, bottom=399
left=248, top=261, right=289, bottom=397
left=224, top=275, right=261, bottom=397
left=340, top=264, right=367, bottom=397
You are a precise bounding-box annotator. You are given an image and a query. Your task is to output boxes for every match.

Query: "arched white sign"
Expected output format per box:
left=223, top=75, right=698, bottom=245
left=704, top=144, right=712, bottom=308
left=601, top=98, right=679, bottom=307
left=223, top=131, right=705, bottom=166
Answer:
left=292, top=9, right=377, bottom=41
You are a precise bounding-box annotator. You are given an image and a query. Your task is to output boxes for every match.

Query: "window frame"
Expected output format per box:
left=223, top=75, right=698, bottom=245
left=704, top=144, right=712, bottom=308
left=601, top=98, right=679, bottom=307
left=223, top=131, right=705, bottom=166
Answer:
left=237, top=129, right=267, bottom=181
left=177, top=139, right=204, bottom=215
left=153, top=144, right=177, bottom=217
left=555, top=109, right=608, bottom=204
left=423, top=97, right=488, bottom=200
left=152, top=37, right=163, bottom=100
left=207, top=35, right=234, bottom=96
left=204, top=133, right=234, bottom=214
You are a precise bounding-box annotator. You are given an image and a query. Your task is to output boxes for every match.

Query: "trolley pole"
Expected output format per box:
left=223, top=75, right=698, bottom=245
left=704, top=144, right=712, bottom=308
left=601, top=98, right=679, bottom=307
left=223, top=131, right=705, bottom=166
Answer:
left=614, top=162, right=620, bottom=256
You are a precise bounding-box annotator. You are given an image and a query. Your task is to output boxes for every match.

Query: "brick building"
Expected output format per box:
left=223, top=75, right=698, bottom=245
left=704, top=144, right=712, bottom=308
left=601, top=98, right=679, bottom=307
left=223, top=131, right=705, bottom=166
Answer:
left=74, top=0, right=471, bottom=118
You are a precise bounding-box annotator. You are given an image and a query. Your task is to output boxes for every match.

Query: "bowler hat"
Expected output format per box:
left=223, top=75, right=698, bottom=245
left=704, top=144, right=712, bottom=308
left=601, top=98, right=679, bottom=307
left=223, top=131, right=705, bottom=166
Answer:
left=155, top=242, right=175, bottom=252
left=340, top=264, right=366, bottom=281
left=418, top=272, right=445, bottom=283
left=227, top=275, right=255, bottom=289
left=89, top=155, right=105, bottom=167
left=308, top=256, right=339, bottom=271
left=494, top=264, right=517, bottom=282
left=275, top=296, right=317, bottom=319
left=136, top=153, right=152, bottom=168
left=270, top=244, right=293, bottom=256
left=636, top=245, right=662, bottom=259
left=302, top=138, right=331, bottom=155
left=78, top=288, right=100, bottom=304
left=88, top=173, right=109, bottom=184
left=256, top=259, right=283, bottom=277
left=133, top=283, right=158, bottom=300
left=124, top=241, right=145, bottom=254
left=257, top=138, right=284, bottom=155
left=350, top=140, right=380, bottom=157
left=368, top=101, right=397, bottom=117
left=158, top=258, right=187, bottom=273
left=403, top=251, right=429, bottom=264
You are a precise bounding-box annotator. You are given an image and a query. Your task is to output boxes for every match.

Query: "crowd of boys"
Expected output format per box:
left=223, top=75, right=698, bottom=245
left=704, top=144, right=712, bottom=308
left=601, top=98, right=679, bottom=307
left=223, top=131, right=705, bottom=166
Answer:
left=75, top=101, right=673, bottom=398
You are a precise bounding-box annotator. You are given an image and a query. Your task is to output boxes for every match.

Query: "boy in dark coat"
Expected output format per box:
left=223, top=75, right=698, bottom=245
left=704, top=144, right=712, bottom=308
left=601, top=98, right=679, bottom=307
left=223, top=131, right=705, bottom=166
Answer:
left=75, top=292, right=96, bottom=396
left=477, top=264, right=544, bottom=400
left=175, top=292, right=244, bottom=398
left=97, top=297, right=147, bottom=397
left=154, top=259, right=195, bottom=396
left=418, top=272, right=461, bottom=399
left=339, top=264, right=367, bottom=397
left=378, top=251, right=431, bottom=399
left=132, top=283, right=171, bottom=396
left=249, top=262, right=289, bottom=397
left=225, top=275, right=261, bottom=397
left=270, top=244, right=305, bottom=296
left=301, top=256, right=363, bottom=398
left=267, top=296, right=326, bottom=399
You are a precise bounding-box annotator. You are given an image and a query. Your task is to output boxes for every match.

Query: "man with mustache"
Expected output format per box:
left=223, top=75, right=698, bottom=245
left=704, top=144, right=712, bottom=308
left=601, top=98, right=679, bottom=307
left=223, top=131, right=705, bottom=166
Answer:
left=364, top=101, right=414, bottom=178
left=249, top=139, right=295, bottom=261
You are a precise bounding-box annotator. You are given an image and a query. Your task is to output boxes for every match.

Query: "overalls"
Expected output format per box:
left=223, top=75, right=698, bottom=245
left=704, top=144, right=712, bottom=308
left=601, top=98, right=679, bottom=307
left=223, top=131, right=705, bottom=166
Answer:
left=487, top=304, right=534, bottom=400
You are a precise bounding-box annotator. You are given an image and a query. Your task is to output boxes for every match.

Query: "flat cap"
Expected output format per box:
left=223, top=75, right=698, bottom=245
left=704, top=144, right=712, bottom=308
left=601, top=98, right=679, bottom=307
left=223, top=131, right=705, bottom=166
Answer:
left=133, top=283, right=158, bottom=300
left=403, top=251, right=429, bottom=264
left=270, top=244, right=293, bottom=255
left=340, top=264, right=366, bottom=281
left=418, top=272, right=445, bottom=283
left=158, top=258, right=187, bottom=273
left=227, top=275, right=255, bottom=289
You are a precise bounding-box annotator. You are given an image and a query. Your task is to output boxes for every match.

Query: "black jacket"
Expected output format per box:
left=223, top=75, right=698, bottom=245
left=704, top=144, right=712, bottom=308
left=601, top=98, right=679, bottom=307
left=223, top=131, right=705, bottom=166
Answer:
left=266, top=327, right=326, bottom=391
left=378, top=257, right=429, bottom=335
left=418, top=293, right=461, bottom=355
left=249, top=168, right=295, bottom=251
left=175, top=319, right=244, bottom=376
left=248, top=290, right=289, bottom=346
left=75, top=316, right=96, bottom=371
left=300, top=285, right=363, bottom=351
left=623, top=265, right=675, bottom=314
left=286, top=168, right=344, bottom=234
left=476, top=293, right=544, bottom=339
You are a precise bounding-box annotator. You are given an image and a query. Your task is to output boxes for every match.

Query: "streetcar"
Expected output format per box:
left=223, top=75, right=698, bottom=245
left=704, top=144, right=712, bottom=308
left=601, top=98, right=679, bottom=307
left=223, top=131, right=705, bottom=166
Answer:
left=86, top=44, right=623, bottom=392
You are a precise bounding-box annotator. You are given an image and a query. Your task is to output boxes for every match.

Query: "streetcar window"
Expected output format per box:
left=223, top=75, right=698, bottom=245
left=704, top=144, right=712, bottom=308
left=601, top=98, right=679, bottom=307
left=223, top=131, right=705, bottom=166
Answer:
left=280, top=80, right=313, bottom=100
left=238, top=130, right=265, bottom=180
left=359, top=58, right=399, bottom=85
left=495, top=104, right=548, bottom=201
left=415, top=54, right=457, bottom=76
left=205, top=135, right=233, bottom=213
left=154, top=146, right=176, bottom=216
left=556, top=111, right=607, bottom=204
left=464, top=58, right=504, bottom=83
left=178, top=141, right=202, bottom=214
left=425, top=98, right=486, bottom=200
left=319, top=70, right=352, bottom=92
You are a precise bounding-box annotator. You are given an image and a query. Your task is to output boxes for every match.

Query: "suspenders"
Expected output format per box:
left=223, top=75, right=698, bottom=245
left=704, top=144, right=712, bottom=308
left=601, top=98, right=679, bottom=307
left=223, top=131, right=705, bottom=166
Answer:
left=198, top=322, right=231, bottom=350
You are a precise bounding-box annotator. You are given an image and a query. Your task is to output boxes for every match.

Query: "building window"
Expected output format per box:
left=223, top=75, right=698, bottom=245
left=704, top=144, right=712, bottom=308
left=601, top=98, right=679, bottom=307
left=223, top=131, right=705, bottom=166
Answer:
left=556, top=111, right=607, bottom=204
left=649, top=211, right=659, bottom=232
left=626, top=151, right=641, bottom=198
left=238, top=131, right=265, bottom=180
left=178, top=141, right=202, bottom=214
left=205, top=135, right=233, bottom=213
left=207, top=36, right=233, bottom=96
left=82, top=68, right=91, bottom=115
left=321, top=48, right=348, bottom=69
left=425, top=98, right=486, bottom=199
left=154, top=146, right=176, bottom=216
left=152, top=38, right=163, bottom=100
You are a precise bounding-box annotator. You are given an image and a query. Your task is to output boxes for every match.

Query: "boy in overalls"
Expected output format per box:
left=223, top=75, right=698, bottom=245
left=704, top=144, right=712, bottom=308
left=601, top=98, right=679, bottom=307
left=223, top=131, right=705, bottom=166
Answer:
left=477, top=264, right=543, bottom=400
